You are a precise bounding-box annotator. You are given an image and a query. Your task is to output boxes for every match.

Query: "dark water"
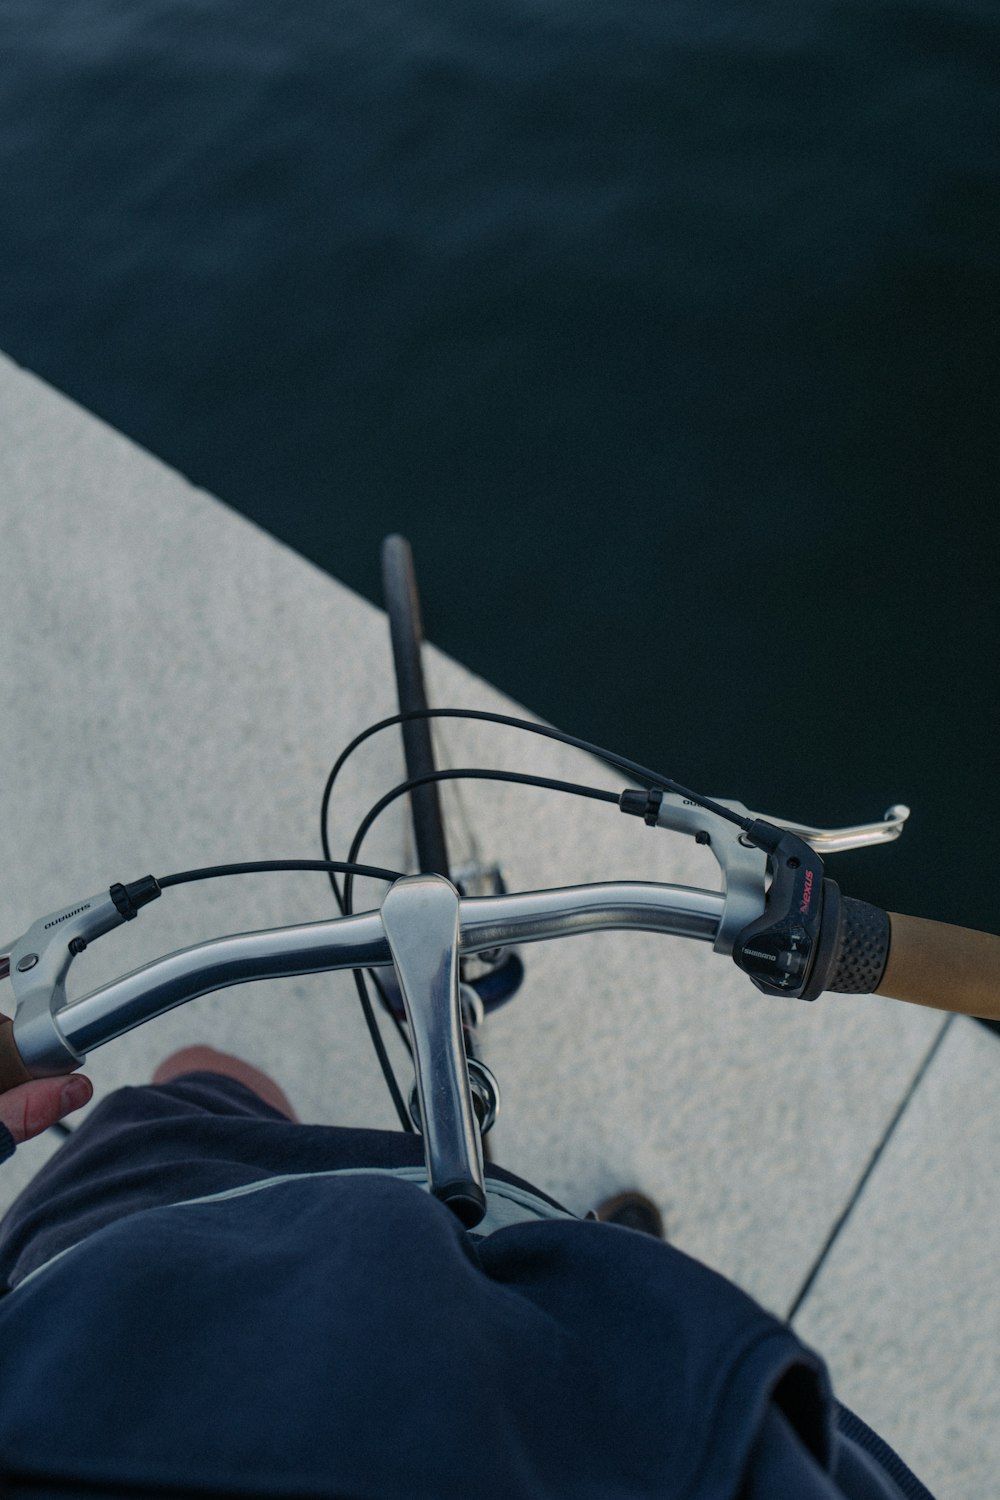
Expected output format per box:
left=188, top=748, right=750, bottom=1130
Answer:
left=1, top=1, right=997, bottom=941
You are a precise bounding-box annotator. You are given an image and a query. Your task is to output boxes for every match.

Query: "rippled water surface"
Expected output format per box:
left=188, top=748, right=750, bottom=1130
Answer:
left=1, top=0, right=997, bottom=932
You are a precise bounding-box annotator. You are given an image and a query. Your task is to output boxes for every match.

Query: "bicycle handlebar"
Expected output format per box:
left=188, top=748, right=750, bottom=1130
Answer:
left=3, top=880, right=999, bottom=1081
left=3, top=873, right=998, bottom=1227
left=2, top=878, right=725, bottom=1224
left=3, top=882, right=724, bottom=1081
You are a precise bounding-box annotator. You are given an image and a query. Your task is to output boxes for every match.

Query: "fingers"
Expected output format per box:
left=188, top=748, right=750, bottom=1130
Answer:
left=0, top=1073, right=94, bottom=1146
left=0, top=1011, right=34, bottom=1094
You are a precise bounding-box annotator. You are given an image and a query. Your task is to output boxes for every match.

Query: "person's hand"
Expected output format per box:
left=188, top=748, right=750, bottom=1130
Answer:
left=0, top=1012, right=93, bottom=1145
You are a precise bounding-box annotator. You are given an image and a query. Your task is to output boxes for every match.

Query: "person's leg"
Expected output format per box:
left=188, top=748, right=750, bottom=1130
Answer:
left=151, top=1046, right=299, bottom=1123
left=0, top=1068, right=304, bottom=1291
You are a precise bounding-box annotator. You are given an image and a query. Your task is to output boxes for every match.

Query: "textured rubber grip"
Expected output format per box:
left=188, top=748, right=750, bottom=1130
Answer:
left=828, top=896, right=891, bottom=994
left=800, top=883, right=891, bottom=999
left=876, top=913, right=1000, bottom=1020
left=0, top=1014, right=34, bottom=1094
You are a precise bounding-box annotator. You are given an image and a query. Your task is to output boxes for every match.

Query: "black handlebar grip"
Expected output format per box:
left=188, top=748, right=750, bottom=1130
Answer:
left=828, top=896, right=891, bottom=993
left=802, top=881, right=891, bottom=999
left=0, top=1014, right=34, bottom=1095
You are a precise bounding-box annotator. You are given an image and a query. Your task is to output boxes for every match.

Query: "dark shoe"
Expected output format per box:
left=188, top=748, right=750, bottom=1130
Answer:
left=587, top=1190, right=665, bottom=1240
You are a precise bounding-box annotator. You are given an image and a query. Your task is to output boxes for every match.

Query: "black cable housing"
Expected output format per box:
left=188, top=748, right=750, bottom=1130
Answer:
left=315, top=706, right=751, bottom=1136
left=157, top=859, right=405, bottom=889
left=153, top=858, right=416, bottom=1133
left=340, top=767, right=621, bottom=916
left=320, top=708, right=751, bottom=858
left=324, top=762, right=622, bottom=1132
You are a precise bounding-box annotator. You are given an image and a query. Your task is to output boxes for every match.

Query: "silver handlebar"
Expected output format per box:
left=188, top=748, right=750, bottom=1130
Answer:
left=10, top=879, right=724, bottom=1228
left=7, top=795, right=907, bottom=1228
left=12, top=882, right=723, bottom=1071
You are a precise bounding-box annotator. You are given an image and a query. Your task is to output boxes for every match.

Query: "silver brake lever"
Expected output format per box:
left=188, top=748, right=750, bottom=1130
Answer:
left=5, top=891, right=134, bottom=1071
left=745, top=804, right=910, bottom=853
left=652, top=796, right=767, bottom=957
left=652, top=797, right=910, bottom=957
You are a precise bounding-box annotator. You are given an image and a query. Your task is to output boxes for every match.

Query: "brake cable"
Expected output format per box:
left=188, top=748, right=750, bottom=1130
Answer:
left=320, top=709, right=816, bottom=1120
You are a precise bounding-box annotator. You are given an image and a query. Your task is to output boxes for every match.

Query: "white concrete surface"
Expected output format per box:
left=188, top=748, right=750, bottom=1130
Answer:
left=792, top=1013, right=1000, bottom=1500
left=1, top=348, right=995, bottom=1496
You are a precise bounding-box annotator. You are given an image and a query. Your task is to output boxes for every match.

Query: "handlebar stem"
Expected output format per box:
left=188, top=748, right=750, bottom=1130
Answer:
left=381, top=875, right=487, bottom=1228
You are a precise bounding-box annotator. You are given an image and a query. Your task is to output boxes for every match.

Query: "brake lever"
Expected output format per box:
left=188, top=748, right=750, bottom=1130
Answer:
left=653, top=800, right=824, bottom=996
left=622, top=791, right=770, bottom=957
left=623, top=790, right=909, bottom=999
left=5, top=879, right=160, bottom=1074
left=744, top=804, right=910, bottom=853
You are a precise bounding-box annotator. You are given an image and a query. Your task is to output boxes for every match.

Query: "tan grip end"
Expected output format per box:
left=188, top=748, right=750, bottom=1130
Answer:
left=0, top=1014, right=34, bottom=1094
left=876, top=913, right=1000, bottom=1020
